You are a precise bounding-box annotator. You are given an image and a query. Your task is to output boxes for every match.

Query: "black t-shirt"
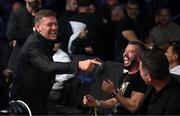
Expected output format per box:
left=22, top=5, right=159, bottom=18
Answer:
left=113, top=71, right=147, bottom=115
left=139, top=76, right=180, bottom=115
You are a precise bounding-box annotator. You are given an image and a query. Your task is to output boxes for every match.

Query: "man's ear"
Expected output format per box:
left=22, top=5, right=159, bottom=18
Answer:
left=148, top=75, right=152, bottom=82
left=173, top=54, right=178, bottom=60
left=34, top=23, right=40, bottom=32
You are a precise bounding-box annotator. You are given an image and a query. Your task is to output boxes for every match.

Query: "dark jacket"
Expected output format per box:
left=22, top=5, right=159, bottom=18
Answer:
left=138, top=75, right=180, bottom=115
left=58, top=11, right=76, bottom=52
left=6, top=7, right=34, bottom=73
left=6, top=7, right=34, bottom=44
left=10, top=32, right=78, bottom=114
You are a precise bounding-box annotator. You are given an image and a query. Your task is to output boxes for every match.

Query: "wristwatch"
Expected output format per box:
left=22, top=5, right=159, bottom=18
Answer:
left=95, top=100, right=101, bottom=106
left=112, top=88, right=119, bottom=97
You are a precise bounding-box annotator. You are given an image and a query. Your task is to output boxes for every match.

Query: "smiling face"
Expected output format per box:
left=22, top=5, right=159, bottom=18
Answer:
left=123, top=44, right=139, bottom=68
left=35, top=16, right=58, bottom=41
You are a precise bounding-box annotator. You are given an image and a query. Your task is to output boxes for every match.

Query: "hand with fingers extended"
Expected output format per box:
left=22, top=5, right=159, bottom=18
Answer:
left=102, top=79, right=116, bottom=94
left=78, top=59, right=102, bottom=72
left=83, top=95, right=97, bottom=107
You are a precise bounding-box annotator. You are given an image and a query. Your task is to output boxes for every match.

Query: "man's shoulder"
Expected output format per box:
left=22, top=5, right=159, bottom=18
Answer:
left=23, top=33, right=40, bottom=47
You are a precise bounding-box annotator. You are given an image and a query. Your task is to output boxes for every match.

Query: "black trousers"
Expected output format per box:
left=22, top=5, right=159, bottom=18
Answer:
left=10, top=82, right=48, bottom=115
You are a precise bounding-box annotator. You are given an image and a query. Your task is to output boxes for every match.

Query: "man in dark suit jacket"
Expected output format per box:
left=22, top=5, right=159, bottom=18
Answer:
left=138, top=46, right=180, bottom=115
left=10, top=9, right=101, bottom=115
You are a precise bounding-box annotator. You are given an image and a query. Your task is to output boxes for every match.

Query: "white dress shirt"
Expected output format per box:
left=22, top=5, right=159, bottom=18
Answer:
left=170, top=65, right=180, bottom=76
left=52, top=49, right=74, bottom=89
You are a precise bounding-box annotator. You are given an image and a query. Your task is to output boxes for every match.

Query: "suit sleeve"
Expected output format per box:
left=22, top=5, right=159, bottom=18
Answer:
left=27, top=42, right=78, bottom=75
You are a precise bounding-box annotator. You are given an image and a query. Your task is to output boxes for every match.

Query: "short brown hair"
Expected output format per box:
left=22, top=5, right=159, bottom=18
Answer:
left=34, top=9, right=56, bottom=24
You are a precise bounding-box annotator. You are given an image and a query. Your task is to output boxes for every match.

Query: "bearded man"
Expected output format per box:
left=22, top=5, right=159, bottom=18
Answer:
left=83, top=41, right=147, bottom=115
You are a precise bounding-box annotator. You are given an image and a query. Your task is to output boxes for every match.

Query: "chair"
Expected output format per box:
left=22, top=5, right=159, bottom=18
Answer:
left=89, top=61, right=124, bottom=114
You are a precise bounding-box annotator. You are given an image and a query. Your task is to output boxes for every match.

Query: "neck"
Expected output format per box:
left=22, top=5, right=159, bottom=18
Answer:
left=127, top=64, right=139, bottom=74
left=159, top=23, right=169, bottom=28
left=153, top=77, right=171, bottom=92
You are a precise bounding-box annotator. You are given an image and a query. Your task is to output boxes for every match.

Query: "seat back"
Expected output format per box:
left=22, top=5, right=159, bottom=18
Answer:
left=89, top=61, right=124, bottom=114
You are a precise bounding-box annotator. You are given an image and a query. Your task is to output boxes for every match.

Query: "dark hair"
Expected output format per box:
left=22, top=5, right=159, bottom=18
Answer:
left=128, top=41, right=146, bottom=56
left=140, top=46, right=170, bottom=80
left=169, top=41, right=180, bottom=62
left=111, top=5, right=127, bottom=16
left=77, top=0, right=91, bottom=6
left=127, top=0, right=139, bottom=5
left=34, top=9, right=56, bottom=24
left=155, top=5, right=171, bottom=16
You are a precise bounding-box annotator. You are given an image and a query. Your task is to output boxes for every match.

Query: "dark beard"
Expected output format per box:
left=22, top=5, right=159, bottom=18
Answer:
left=124, top=59, right=136, bottom=69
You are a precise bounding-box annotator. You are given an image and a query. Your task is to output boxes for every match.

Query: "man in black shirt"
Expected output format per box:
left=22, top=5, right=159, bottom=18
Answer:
left=138, top=46, right=180, bottom=115
left=83, top=41, right=147, bottom=115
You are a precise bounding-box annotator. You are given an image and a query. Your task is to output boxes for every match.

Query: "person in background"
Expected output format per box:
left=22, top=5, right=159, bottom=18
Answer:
left=6, top=0, right=42, bottom=78
left=2, top=1, right=23, bottom=79
left=48, top=43, right=75, bottom=102
left=10, top=9, right=101, bottom=115
left=68, top=21, right=93, bottom=55
left=165, top=41, right=180, bottom=76
left=8, top=1, right=23, bottom=48
left=111, top=5, right=126, bottom=22
left=88, top=3, right=96, bottom=13
left=58, top=0, right=78, bottom=53
left=12, top=2, right=23, bottom=13
left=105, top=5, right=126, bottom=61
left=83, top=41, right=147, bottom=115
left=114, top=2, right=141, bottom=63
left=71, top=0, right=109, bottom=61
left=126, top=0, right=148, bottom=42
left=138, top=46, right=180, bottom=115
left=147, top=6, right=180, bottom=51
left=97, top=0, right=119, bottom=23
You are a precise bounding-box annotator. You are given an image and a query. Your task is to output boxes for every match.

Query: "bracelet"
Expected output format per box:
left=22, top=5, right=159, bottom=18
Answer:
left=95, top=100, right=101, bottom=107
left=112, top=88, right=119, bottom=97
